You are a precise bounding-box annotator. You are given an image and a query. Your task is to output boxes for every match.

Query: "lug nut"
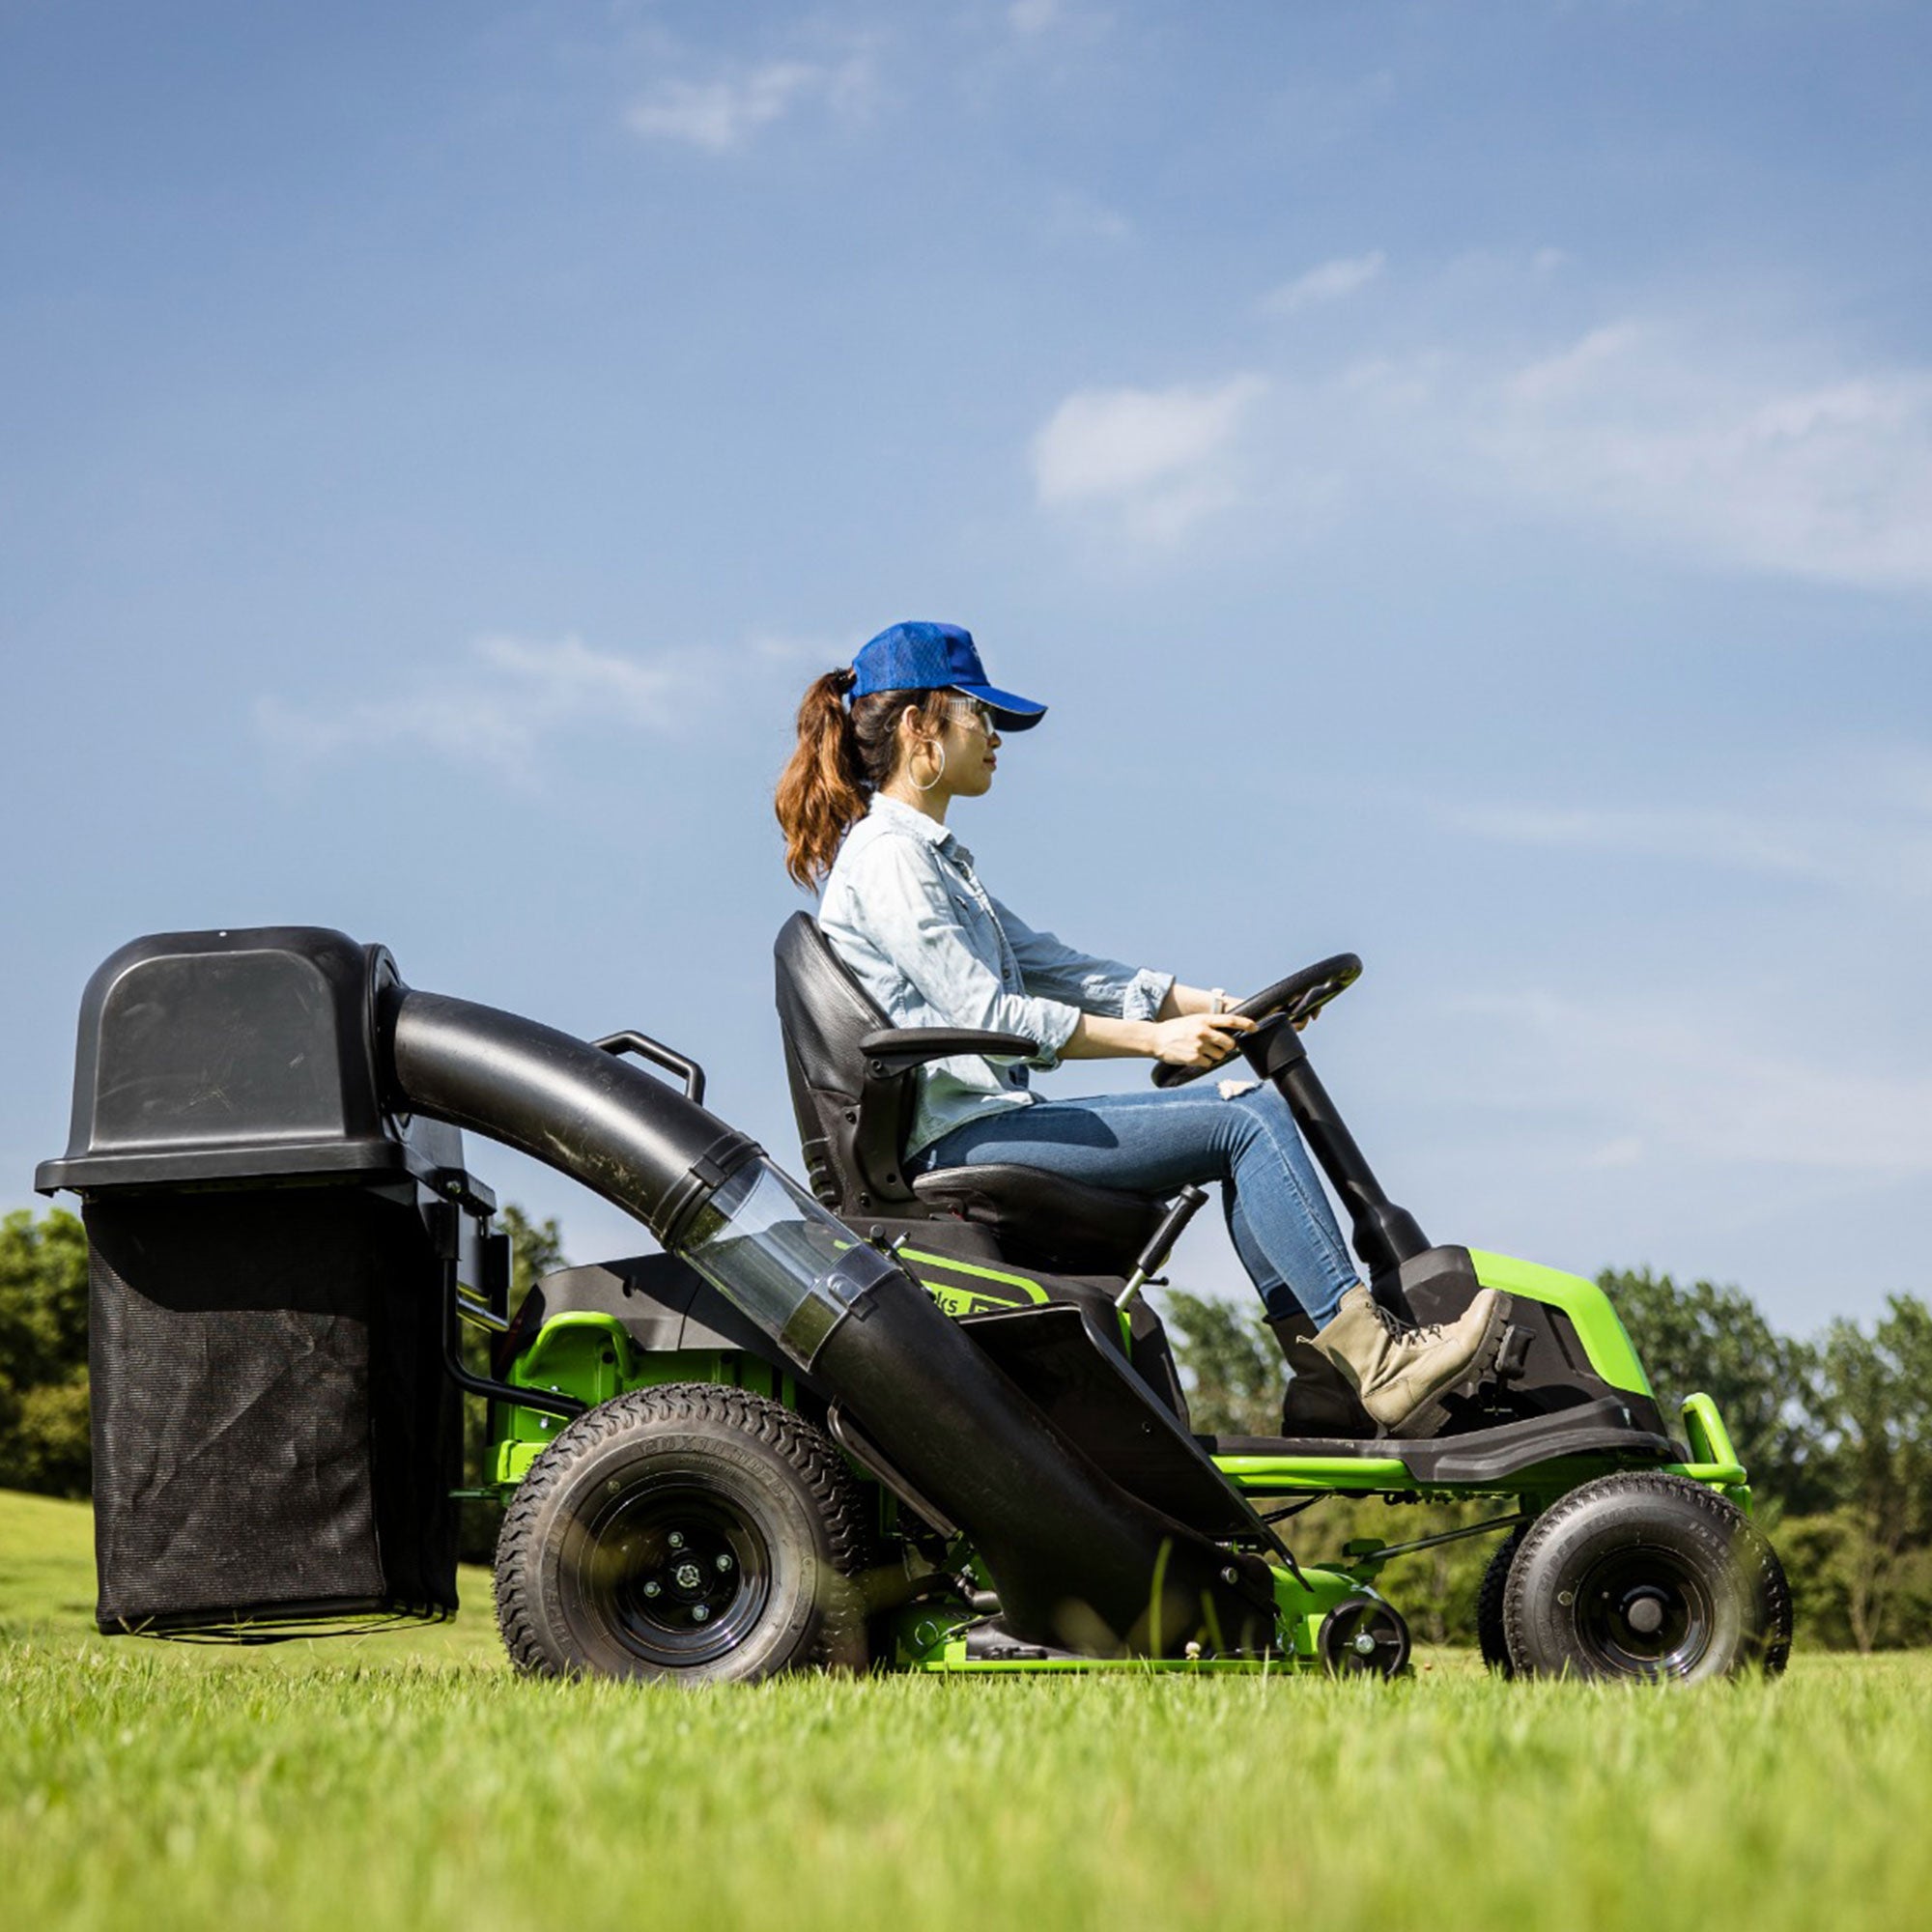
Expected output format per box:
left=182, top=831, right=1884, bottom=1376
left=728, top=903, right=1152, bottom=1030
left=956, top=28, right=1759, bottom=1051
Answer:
left=641, top=1580, right=662, bottom=1599
left=692, top=1604, right=710, bottom=1623
left=668, top=1531, right=685, bottom=1549
left=715, top=1552, right=733, bottom=1573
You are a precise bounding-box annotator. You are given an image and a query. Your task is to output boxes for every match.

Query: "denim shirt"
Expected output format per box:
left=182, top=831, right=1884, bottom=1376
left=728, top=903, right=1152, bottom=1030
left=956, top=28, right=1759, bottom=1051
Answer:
left=817, top=794, right=1175, bottom=1158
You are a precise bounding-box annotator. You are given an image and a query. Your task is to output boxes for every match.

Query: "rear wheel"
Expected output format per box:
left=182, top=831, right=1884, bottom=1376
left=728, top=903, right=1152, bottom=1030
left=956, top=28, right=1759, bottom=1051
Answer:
left=496, top=1384, right=868, bottom=1684
left=1502, top=1472, right=1790, bottom=1682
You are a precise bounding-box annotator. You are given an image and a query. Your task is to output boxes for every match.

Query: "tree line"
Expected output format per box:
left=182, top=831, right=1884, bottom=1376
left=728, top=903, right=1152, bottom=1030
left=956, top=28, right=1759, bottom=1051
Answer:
left=4, top=1203, right=1929, bottom=1646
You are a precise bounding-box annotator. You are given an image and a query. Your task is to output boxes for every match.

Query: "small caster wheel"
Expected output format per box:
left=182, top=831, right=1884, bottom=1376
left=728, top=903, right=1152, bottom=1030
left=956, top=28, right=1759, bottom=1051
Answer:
left=1318, top=1594, right=1411, bottom=1678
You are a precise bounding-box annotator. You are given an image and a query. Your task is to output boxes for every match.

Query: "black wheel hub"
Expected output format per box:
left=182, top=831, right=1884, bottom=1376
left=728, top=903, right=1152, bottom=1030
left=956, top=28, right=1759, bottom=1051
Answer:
left=1318, top=1595, right=1411, bottom=1679
left=1574, top=1547, right=1713, bottom=1677
left=574, top=1476, right=773, bottom=1669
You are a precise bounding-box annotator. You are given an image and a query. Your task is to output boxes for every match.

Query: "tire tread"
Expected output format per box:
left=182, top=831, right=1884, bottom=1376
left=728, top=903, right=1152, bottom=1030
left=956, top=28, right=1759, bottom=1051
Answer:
left=1501, top=1469, right=1791, bottom=1680
left=494, top=1382, right=868, bottom=1681
left=1476, top=1523, right=1527, bottom=1675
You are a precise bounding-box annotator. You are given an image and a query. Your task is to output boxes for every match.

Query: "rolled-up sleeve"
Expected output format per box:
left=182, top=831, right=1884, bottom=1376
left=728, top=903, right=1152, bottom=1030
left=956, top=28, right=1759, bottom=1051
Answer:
left=991, top=894, right=1175, bottom=1025
left=848, top=840, right=1080, bottom=1067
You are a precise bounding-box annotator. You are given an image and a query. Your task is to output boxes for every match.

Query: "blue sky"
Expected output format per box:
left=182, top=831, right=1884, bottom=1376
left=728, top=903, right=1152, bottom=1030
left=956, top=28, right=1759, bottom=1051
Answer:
left=4, top=1, right=1928, bottom=1334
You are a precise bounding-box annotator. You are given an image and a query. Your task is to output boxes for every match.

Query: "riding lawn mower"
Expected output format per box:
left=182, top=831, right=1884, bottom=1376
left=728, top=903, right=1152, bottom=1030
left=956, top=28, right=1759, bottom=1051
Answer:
left=38, top=924, right=1790, bottom=1683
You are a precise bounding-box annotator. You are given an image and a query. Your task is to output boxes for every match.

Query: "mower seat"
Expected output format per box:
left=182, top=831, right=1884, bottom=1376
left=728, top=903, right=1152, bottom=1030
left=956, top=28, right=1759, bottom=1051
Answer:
left=774, top=912, right=1167, bottom=1275
left=909, top=1162, right=1165, bottom=1275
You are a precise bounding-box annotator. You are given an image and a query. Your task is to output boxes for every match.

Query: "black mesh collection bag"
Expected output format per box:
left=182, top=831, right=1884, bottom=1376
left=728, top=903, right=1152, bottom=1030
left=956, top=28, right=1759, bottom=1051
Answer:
left=85, top=1188, right=461, bottom=1635
left=40, top=927, right=493, bottom=1640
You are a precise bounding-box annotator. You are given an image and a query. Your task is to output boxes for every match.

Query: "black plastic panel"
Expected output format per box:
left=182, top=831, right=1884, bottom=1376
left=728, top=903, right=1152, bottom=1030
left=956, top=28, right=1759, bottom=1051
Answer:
left=959, top=1303, right=1261, bottom=1540
left=37, top=926, right=474, bottom=1197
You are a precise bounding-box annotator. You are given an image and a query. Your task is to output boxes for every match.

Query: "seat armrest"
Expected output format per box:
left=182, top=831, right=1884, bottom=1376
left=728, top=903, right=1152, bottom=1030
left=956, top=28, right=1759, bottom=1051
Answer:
left=859, top=1026, right=1038, bottom=1076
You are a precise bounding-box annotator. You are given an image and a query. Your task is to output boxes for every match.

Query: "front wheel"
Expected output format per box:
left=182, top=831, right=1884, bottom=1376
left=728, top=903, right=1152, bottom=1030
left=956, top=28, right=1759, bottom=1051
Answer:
left=1502, top=1472, right=1791, bottom=1682
left=1476, top=1522, right=1528, bottom=1675
left=495, top=1384, right=868, bottom=1684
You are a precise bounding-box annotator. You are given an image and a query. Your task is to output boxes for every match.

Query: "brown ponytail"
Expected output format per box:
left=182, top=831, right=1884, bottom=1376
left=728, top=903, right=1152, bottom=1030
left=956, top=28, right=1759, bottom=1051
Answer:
left=775, top=671, right=953, bottom=889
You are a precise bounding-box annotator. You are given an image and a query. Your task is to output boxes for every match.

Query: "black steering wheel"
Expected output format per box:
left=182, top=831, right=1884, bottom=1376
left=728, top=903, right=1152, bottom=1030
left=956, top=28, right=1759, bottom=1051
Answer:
left=1151, top=952, right=1362, bottom=1089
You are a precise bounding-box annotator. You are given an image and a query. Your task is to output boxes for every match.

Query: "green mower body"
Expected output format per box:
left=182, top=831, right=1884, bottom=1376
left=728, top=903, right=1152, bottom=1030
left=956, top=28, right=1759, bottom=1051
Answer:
left=482, top=1236, right=1778, bottom=1679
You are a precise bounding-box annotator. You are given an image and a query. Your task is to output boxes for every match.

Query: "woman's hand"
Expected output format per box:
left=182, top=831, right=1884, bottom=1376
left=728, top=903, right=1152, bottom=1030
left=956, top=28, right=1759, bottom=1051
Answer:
left=1150, top=1011, right=1256, bottom=1068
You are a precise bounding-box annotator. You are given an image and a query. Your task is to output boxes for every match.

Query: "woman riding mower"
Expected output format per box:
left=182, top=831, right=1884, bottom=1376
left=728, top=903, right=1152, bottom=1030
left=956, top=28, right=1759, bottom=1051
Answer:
left=773, top=620, right=1510, bottom=1436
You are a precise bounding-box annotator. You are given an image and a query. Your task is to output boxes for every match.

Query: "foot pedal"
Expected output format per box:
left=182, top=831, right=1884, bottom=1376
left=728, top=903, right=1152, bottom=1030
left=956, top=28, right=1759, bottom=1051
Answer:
left=1493, top=1322, right=1531, bottom=1385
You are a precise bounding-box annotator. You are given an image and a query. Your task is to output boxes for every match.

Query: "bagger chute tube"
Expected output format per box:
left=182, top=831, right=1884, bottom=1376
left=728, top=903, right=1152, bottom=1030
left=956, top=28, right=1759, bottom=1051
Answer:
left=39, top=925, right=1791, bottom=1681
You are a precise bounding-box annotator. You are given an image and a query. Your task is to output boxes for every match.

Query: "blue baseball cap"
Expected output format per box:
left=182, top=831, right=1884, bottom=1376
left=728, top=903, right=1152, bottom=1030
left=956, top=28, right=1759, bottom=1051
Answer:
left=849, top=621, right=1046, bottom=731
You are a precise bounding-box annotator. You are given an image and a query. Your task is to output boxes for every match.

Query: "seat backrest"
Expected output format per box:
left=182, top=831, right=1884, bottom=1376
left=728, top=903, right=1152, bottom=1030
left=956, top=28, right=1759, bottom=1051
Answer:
left=773, top=912, right=922, bottom=1214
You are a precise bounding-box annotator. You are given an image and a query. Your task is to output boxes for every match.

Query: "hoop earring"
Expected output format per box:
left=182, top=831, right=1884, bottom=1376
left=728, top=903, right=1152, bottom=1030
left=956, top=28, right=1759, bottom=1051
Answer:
left=913, top=742, right=947, bottom=793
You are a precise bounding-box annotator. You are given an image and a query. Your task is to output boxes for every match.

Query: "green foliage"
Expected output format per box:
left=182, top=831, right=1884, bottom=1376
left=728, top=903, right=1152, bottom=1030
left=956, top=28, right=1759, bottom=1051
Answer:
left=1601, top=1270, right=1932, bottom=1650
left=1805, top=1299, right=1932, bottom=1649
left=1599, top=1265, right=1830, bottom=1512
left=0, top=1208, right=91, bottom=1498
left=498, top=1204, right=567, bottom=1301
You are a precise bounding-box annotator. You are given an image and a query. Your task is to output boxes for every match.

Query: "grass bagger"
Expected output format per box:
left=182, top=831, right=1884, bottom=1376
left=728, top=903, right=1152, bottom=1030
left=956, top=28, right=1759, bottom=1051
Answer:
left=38, top=923, right=1790, bottom=1683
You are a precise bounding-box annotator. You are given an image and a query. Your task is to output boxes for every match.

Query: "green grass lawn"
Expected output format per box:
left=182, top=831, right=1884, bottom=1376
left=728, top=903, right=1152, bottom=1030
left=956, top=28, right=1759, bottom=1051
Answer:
left=5, top=1488, right=1930, bottom=1932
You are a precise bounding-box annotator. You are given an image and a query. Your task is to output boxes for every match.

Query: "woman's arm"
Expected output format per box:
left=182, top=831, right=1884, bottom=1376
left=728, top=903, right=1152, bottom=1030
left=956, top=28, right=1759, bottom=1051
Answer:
left=992, top=900, right=1246, bottom=1065
left=990, top=895, right=1174, bottom=1022
left=1060, top=1006, right=1255, bottom=1067
left=1159, top=982, right=1226, bottom=1019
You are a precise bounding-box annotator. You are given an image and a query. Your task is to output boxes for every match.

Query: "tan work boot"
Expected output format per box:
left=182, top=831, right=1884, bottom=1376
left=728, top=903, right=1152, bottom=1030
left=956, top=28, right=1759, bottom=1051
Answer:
left=1309, top=1285, right=1513, bottom=1436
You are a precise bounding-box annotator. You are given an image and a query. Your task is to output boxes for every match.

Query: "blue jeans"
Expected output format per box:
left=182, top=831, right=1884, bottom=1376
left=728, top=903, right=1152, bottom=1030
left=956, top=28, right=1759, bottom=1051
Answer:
left=917, top=1085, right=1357, bottom=1324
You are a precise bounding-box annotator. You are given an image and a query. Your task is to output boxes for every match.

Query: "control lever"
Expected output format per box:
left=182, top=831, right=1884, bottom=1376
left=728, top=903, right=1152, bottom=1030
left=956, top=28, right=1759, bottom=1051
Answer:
left=1115, top=1183, right=1208, bottom=1313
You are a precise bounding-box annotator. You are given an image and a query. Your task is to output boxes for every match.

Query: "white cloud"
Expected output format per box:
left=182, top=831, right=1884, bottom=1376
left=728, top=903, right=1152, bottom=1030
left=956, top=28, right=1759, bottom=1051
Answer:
left=627, top=47, right=875, bottom=153
left=745, top=629, right=850, bottom=668
left=1459, top=990, right=1932, bottom=1176
left=256, top=635, right=696, bottom=783
left=1503, top=322, right=1643, bottom=403
left=1260, top=249, right=1386, bottom=317
left=1041, top=188, right=1133, bottom=246
left=1009, top=0, right=1064, bottom=33
left=1444, top=803, right=1832, bottom=882
left=1582, top=1134, right=1645, bottom=1170
left=1044, top=280, right=1932, bottom=588
left=1441, top=756, right=1932, bottom=901
left=1031, top=374, right=1269, bottom=539
left=1353, top=319, right=1932, bottom=591
left=471, top=634, right=682, bottom=720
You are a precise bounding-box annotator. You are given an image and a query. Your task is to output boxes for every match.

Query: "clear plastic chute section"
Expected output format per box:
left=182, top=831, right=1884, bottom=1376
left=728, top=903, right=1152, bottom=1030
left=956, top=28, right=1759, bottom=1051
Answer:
left=678, top=1157, right=897, bottom=1365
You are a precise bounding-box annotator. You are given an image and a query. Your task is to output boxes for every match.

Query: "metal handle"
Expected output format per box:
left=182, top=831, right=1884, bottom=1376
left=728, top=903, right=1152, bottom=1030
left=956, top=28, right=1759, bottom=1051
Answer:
left=594, top=1029, right=706, bottom=1104
left=1116, top=1183, right=1209, bottom=1312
